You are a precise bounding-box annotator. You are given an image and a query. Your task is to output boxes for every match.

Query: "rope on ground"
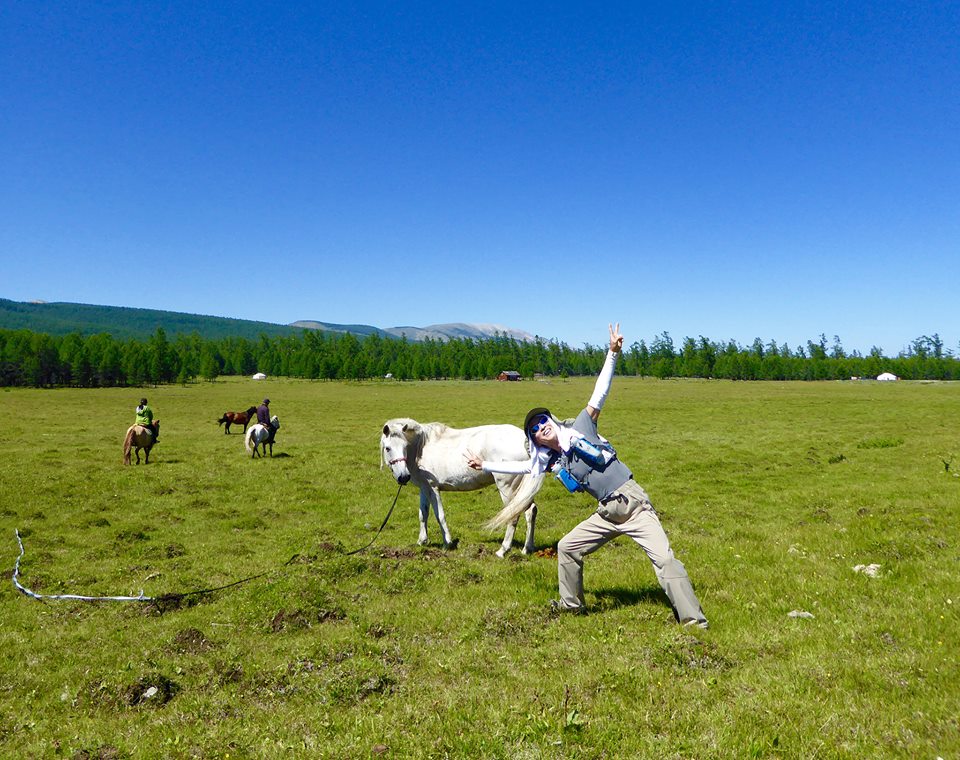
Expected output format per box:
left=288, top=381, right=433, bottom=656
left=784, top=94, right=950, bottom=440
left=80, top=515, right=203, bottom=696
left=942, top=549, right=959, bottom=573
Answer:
left=13, top=529, right=153, bottom=603
left=11, top=483, right=405, bottom=604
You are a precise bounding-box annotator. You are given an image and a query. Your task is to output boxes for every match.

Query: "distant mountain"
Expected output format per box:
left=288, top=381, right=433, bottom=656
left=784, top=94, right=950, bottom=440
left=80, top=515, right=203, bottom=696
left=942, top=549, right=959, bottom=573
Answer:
left=292, top=320, right=536, bottom=342
left=0, top=298, right=535, bottom=343
left=287, top=320, right=387, bottom=338
left=0, top=298, right=299, bottom=341
left=0, top=298, right=299, bottom=340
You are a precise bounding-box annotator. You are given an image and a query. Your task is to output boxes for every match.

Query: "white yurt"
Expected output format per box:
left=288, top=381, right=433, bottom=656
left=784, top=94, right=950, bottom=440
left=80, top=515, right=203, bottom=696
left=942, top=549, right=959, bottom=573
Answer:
left=876, top=372, right=899, bottom=382
left=252, top=372, right=267, bottom=380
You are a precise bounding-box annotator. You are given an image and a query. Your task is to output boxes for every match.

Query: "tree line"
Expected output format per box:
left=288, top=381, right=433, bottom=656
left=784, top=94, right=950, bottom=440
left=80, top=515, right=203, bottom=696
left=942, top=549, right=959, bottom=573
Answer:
left=1, top=327, right=958, bottom=388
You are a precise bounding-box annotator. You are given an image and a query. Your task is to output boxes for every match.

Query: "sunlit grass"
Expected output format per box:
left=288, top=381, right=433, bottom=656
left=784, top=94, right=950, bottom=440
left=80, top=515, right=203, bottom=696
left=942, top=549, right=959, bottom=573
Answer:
left=1, top=377, right=957, bottom=757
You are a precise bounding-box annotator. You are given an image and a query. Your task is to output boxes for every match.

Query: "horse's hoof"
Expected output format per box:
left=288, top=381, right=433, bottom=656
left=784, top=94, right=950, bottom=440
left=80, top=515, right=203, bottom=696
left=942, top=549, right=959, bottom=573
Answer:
left=495, top=548, right=507, bottom=559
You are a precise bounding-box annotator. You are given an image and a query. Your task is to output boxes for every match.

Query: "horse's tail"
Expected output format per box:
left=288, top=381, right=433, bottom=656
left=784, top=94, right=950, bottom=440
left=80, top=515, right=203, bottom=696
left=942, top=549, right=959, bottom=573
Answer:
left=486, top=472, right=546, bottom=530
left=244, top=427, right=255, bottom=453
left=122, top=427, right=134, bottom=465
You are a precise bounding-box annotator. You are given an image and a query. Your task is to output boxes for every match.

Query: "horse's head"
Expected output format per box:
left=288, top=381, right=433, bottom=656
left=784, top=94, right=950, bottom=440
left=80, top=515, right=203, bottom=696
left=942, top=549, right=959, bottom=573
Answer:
left=270, top=415, right=280, bottom=429
left=380, top=419, right=421, bottom=485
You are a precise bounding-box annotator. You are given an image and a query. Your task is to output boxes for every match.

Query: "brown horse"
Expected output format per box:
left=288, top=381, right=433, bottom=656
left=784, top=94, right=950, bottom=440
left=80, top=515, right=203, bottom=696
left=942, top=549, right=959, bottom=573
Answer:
left=217, top=406, right=258, bottom=434
left=123, top=421, right=159, bottom=465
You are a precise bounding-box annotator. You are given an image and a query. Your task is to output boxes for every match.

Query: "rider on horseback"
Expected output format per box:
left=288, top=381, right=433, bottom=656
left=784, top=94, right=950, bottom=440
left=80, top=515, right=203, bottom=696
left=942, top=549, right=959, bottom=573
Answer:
left=256, top=398, right=277, bottom=444
left=135, top=397, right=160, bottom=443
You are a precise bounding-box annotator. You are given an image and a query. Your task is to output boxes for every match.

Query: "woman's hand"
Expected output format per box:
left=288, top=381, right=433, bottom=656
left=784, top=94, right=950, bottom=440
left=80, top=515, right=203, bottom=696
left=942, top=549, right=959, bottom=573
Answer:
left=609, top=322, right=624, bottom=353
left=464, top=450, right=483, bottom=470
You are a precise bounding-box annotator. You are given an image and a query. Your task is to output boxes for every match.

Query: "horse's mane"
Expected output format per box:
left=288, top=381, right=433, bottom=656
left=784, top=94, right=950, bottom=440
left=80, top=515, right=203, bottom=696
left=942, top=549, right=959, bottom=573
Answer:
left=383, top=418, right=448, bottom=439
left=419, top=421, right=450, bottom=441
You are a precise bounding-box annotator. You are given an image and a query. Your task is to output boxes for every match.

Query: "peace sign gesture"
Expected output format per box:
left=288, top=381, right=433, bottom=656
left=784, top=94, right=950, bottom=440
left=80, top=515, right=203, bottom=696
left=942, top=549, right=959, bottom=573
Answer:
left=608, top=323, right=624, bottom=353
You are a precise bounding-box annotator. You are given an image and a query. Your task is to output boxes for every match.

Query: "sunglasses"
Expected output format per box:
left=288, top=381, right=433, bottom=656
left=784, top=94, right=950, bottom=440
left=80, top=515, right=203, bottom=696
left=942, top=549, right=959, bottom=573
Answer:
left=529, top=415, right=549, bottom=435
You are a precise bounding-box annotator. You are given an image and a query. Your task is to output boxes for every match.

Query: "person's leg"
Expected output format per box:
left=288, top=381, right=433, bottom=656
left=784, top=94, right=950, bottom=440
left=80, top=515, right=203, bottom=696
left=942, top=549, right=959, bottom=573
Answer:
left=618, top=502, right=707, bottom=626
left=556, top=513, right=619, bottom=610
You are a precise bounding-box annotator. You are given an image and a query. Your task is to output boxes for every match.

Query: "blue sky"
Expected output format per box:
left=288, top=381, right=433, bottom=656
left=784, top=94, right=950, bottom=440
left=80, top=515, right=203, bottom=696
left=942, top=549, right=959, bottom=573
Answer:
left=2, top=2, right=957, bottom=355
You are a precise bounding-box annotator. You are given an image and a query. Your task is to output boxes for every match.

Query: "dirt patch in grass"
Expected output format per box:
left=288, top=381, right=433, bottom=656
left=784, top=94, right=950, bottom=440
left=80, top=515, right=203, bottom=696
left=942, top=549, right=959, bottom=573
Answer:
left=114, top=529, right=150, bottom=544
left=71, top=745, right=125, bottom=760
left=164, top=542, right=186, bottom=558
left=124, top=674, right=179, bottom=707
left=270, top=607, right=346, bottom=632
left=171, top=627, right=216, bottom=654
left=376, top=546, right=445, bottom=560
left=210, top=660, right=245, bottom=686
left=80, top=673, right=180, bottom=711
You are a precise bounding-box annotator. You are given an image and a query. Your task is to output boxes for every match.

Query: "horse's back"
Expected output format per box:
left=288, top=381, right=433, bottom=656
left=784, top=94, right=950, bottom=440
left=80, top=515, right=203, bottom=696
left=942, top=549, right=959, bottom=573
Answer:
left=416, top=422, right=526, bottom=487
left=446, top=423, right=527, bottom=458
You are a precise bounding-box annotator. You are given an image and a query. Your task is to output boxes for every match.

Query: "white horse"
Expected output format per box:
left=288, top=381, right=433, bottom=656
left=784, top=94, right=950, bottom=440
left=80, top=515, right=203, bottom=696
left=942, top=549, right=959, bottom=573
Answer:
left=380, top=418, right=543, bottom=557
left=245, top=416, right=280, bottom=458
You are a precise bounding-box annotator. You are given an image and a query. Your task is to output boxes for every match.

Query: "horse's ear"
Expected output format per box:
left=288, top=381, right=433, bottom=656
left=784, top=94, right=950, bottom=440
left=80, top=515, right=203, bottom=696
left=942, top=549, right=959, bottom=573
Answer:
left=383, top=424, right=390, bottom=436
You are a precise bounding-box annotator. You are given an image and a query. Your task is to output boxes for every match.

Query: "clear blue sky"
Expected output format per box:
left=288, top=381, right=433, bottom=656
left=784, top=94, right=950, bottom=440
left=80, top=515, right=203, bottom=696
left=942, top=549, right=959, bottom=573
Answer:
left=2, top=2, right=957, bottom=355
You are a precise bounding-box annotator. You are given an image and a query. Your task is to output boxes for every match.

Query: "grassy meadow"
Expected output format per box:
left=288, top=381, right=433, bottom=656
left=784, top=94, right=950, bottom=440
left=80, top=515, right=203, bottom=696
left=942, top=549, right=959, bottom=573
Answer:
left=1, top=376, right=957, bottom=758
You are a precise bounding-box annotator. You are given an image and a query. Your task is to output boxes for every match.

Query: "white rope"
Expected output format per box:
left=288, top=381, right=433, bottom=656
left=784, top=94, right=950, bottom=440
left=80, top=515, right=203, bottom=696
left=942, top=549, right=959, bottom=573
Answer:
left=12, top=529, right=153, bottom=603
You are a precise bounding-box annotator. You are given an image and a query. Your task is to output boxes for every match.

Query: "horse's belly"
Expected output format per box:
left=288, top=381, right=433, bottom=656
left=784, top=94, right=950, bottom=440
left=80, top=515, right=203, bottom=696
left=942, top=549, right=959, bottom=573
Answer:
left=436, top=472, right=495, bottom=491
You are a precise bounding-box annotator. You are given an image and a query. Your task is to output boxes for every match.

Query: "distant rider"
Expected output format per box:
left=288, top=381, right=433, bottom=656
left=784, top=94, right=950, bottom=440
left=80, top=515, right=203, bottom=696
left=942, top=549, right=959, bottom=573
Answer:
left=135, top=397, right=160, bottom=443
left=256, top=398, right=277, bottom=444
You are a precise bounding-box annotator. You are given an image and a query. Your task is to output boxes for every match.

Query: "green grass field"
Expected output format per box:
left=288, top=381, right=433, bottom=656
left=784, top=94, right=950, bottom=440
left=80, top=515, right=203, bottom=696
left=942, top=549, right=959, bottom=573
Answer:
left=1, top=376, right=957, bottom=758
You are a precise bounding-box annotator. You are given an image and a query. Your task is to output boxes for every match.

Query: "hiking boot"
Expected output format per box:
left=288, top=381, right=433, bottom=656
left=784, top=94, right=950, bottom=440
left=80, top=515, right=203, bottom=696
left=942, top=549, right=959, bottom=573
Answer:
left=548, top=599, right=586, bottom=616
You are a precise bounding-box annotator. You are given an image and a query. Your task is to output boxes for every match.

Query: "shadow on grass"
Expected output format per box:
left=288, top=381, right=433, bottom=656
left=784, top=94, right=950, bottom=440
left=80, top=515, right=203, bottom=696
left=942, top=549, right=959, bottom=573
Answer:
left=593, top=585, right=670, bottom=610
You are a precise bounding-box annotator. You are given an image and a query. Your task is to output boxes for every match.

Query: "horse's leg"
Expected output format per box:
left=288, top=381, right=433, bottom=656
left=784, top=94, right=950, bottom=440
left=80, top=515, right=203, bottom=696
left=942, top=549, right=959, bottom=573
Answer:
left=496, top=478, right=520, bottom=558
left=497, top=521, right=518, bottom=559
left=429, top=491, right=455, bottom=549
left=145, top=446, right=151, bottom=464
left=417, top=487, right=430, bottom=546
left=522, top=503, right=538, bottom=554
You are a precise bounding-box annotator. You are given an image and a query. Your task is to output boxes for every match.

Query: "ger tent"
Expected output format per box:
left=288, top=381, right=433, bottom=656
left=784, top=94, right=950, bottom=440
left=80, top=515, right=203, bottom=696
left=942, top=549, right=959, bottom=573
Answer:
left=252, top=372, right=267, bottom=380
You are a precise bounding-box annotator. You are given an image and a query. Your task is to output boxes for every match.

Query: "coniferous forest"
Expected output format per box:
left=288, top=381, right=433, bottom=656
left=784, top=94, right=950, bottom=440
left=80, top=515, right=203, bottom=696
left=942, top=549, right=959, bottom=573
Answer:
left=1, top=327, right=958, bottom=388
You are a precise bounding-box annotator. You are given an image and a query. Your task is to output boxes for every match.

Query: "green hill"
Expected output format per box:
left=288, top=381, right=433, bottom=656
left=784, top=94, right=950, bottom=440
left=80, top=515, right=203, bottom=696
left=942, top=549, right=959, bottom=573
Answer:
left=0, top=298, right=300, bottom=341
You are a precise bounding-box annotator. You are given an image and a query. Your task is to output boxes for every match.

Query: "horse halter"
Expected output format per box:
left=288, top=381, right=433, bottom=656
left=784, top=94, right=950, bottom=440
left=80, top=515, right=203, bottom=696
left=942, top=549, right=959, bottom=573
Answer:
left=388, top=457, right=407, bottom=466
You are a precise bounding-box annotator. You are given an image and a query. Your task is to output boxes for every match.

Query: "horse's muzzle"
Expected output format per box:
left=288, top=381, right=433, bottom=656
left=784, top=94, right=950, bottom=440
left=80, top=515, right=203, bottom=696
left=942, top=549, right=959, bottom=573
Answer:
left=397, top=473, right=411, bottom=485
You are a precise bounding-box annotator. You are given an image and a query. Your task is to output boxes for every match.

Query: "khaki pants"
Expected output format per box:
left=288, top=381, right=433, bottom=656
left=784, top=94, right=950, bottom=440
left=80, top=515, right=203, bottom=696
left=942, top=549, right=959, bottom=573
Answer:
left=557, top=480, right=706, bottom=624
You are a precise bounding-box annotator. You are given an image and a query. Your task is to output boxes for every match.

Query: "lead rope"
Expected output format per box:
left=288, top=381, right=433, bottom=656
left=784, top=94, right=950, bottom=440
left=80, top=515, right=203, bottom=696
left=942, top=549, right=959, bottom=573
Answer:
left=12, top=483, right=405, bottom=605
left=343, top=482, right=404, bottom=555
